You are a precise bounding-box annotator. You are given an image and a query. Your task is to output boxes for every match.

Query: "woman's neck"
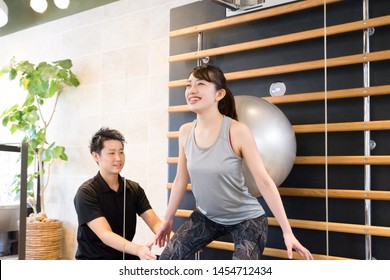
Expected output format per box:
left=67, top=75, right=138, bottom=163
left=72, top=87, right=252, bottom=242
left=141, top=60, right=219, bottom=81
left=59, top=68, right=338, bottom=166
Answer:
left=193, top=112, right=224, bottom=148
left=196, top=111, right=224, bottom=129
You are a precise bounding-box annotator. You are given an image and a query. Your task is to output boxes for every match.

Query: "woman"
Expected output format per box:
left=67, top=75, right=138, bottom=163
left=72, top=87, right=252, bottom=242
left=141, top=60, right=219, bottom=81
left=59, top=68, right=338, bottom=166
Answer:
left=155, top=64, right=313, bottom=260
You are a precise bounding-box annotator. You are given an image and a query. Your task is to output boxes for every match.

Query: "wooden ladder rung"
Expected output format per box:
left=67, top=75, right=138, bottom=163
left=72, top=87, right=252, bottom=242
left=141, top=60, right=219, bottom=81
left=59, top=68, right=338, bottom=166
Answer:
left=169, top=16, right=390, bottom=63
left=168, top=50, right=390, bottom=88
left=175, top=209, right=390, bottom=237
left=169, top=0, right=341, bottom=38
left=206, top=241, right=353, bottom=260
left=166, top=184, right=390, bottom=201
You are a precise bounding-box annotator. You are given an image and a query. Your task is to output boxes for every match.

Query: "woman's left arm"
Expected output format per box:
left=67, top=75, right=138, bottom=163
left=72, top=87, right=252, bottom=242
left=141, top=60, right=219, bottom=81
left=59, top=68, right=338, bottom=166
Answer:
left=231, top=121, right=313, bottom=260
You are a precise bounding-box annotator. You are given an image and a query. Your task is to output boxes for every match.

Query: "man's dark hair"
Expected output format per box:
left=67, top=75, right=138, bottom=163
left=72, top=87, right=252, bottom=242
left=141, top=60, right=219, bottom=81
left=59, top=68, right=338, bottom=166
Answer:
left=89, top=127, right=126, bottom=155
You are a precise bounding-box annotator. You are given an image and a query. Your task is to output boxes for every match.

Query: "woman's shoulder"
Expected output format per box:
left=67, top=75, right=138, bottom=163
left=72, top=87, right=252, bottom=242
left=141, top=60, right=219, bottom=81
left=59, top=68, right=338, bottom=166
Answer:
left=229, top=118, right=251, bottom=135
left=178, top=122, right=194, bottom=145
left=179, top=121, right=193, bottom=131
left=229, top=118, right=255, bottom=155
left=179, top=121, right=194, bottom=136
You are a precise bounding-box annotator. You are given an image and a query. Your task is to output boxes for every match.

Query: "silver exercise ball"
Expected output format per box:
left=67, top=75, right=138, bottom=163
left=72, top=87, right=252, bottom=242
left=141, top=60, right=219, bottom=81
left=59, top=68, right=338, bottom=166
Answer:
left=235, top=95, right=296, bottom=197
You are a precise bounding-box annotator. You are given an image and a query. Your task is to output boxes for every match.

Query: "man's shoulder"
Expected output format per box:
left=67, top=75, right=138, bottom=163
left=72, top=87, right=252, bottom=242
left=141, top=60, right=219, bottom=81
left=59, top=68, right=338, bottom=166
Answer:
left=79, top=176, right=96, bottom=188
left=77, top=176, right=100, bottom=196
left=125, top=179, right=141, bottom=190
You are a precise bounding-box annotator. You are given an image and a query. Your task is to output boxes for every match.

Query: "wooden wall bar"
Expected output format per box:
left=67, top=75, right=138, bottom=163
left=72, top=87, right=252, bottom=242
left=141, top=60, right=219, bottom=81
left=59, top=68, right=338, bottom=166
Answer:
left=169, top=0, right=342, bottom=38
left=207, top=241, right=353, bottom=260
left=167, top=183, right=390, bottom=201
left=169, top=15, right=390, bottom=63
left=167, top=120, right=390, bottom=135
left=278, top=187, right=390, bottom=200
left=167, top=85, right=390, bottom=109
left=175, top=209, right=390, bottom=238
left=168, top=0, right=390, bottom=260
left=168, top=50, right=390, bottom=88
left=167, top=155, right=390, bottom=165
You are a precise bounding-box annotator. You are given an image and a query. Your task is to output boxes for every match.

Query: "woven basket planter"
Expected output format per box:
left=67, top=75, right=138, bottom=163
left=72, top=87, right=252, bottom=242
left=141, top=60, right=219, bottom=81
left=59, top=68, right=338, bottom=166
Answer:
left=25, top=219, right=62, bottom=260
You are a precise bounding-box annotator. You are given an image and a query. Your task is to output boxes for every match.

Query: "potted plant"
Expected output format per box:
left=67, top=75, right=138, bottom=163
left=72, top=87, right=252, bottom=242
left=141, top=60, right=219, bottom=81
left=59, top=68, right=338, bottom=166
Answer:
left=0, top=57, right=80, bottom=259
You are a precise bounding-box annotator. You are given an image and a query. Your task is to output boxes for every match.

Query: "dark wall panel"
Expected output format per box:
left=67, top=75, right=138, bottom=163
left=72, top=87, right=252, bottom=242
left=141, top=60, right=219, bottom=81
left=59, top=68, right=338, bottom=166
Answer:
left=169, top=0, right=390, bottom=260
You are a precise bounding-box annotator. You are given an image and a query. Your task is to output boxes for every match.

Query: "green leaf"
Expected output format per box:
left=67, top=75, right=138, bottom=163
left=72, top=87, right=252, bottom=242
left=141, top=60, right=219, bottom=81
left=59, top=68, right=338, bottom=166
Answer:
left=57, top=69, right=67, bottom=80
left=36, top=79, right=50, bottom=98
left=42, top=148, right=52, bottom=162
left=53, top=146, right=68, bottom=160
left=27, top=153, right=35, bottom=167
left=69, top=71, right=80, bottom=87
left=48, top=80, right=59, bottom=98
left=27, top=78, right=39, bottom=95
left=2, top=116, right=9, bottom=126
left=36, top=61, right=48, bottom=71
left=41, top=64, right=58, bottom=80
left=26, top=110, right=39, bottom=124
left=54, top=59, right=72, bottom=70
left=10, top=124, right=18, bottom=134
left=59, top=152, right=68, bottom=161
left=16, top=61, right=35, bottom=74
left=22, top=94, right=35, bottom=107
left=27, top=180, right=35, bottom=195
left=9, top=68, right=17, bottom=80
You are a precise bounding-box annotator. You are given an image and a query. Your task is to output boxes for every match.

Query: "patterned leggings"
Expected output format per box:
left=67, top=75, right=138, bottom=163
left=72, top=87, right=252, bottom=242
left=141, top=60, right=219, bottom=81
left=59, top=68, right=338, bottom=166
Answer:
left=159, top=209, right=268, bottom=260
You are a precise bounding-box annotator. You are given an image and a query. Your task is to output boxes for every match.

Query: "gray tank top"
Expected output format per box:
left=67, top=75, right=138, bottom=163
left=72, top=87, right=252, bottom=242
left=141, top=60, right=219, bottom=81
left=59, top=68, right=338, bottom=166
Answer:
left=185, top=115, right=265, bottom=225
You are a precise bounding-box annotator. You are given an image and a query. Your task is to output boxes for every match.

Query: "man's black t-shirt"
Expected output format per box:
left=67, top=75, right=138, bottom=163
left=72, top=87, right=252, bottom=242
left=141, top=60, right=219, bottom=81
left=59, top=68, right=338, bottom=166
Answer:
left=74, top=172, right=152, bottom=260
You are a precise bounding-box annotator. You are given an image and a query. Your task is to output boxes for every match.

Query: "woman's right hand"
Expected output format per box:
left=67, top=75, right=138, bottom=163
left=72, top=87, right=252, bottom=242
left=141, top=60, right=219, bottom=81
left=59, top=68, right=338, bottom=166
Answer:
left=154, top=219, right=173, bottom=248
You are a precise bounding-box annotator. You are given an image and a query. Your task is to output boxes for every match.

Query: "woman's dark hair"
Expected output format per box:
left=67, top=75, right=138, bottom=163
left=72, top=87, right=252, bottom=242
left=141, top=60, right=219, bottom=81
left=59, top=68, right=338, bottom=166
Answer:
left=190, top=64, right=238, bottom=120
left=89, top=127, right=125, bottom=154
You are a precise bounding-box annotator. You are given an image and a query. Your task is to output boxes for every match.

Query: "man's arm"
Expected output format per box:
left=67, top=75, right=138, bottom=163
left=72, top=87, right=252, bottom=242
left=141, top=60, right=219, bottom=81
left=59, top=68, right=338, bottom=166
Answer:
left=87, top=216, right=156, bottom=260
left=140, top=209, right=163, bottom=234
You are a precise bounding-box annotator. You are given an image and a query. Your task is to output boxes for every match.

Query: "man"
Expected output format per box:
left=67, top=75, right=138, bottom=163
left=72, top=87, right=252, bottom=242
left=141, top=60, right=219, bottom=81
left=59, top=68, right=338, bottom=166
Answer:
left=74, top=127, right=161, bottom=260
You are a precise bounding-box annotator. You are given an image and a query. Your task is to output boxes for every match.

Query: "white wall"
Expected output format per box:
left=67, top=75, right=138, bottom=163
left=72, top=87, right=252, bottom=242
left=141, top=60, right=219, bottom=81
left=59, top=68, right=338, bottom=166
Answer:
left=0, top=0, right=198, bottom=259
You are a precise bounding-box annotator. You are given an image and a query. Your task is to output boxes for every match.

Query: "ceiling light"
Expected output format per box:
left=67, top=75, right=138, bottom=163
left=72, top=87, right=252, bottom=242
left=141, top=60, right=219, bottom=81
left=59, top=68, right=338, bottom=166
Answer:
left=0, top=0, right=8, bottom=28
left=30, top=0, right=48, bottom=14
left=54, top=0, right=70, bottom=10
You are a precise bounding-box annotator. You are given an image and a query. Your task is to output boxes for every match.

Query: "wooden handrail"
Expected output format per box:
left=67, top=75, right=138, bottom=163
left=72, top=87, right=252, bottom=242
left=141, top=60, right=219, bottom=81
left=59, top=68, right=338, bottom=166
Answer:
left=168, top=104, right=189, bottom=113
left=168, top=85, right=390, bottom=108
left=168, top=120, right=390, bottom=137
left=167, top=183, right=191, bottom=190
left=295, top=155, right=390, bottom=165
left=175, top=209, right=390, bottom=237
left=169, top=0, right=341, bottom=38
left=167, top=157, right=177, bottom=164
left=278, top=188, right=390, bottom=201
left=293, top=120, right=390, bottom=133
left=168, top=50, right=390, bottom=88
left=264, top=84, right=390, bottom=104
left=169, top=15, right=390, bottom=63
left=268, top=218, right=390, bottom=237
left=206, top=241, right=353, bottom=260
left=168, top=156, right=390, bottom=165
left=166, top=183, right=390, bottom=201
left=167, top=131, right=179, bottom=138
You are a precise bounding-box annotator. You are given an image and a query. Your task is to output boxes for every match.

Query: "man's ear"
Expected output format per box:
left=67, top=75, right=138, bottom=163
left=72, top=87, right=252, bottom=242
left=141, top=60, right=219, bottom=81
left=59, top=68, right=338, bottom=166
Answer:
left=91, top=151, right=100, bottom=165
